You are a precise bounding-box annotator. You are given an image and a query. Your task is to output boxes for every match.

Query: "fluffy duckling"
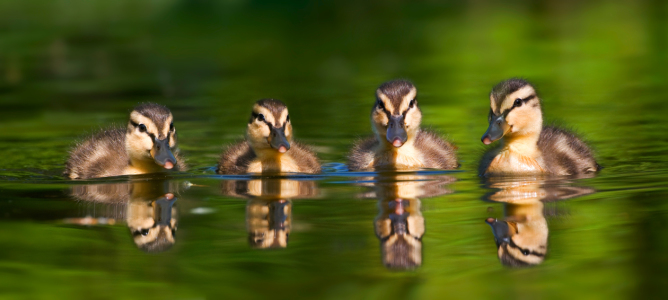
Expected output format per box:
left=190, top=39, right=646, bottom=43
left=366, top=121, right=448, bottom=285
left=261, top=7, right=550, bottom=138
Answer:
left=348, top=80, right=458, bottom=171
left=217, top=99, right=320, bottom=174
left=65, top=103, right=186, bottom=179
left=479, top=78, right=599, bottom=176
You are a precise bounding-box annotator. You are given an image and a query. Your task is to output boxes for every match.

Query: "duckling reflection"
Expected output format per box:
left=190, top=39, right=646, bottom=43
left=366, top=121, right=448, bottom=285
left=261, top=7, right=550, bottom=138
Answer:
left=484, top=177, right=594, bottom=267
left=221, top=178, right=318, bottom=249
left=365, top=174, right=454, bottom=270
left=126, top=193, right=178, bottom=253
left=68, top=180, right=181, bottom=253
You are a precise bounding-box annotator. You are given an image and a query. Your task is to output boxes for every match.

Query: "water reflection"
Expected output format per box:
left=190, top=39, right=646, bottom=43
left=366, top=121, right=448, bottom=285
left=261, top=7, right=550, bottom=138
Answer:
left=221, top=179, right=318, bottom=249
left=484, top=177, right=595, bottom=267
left=362, top=174, right=454, bottom=270
left=68, top=180, right=181, bottom=253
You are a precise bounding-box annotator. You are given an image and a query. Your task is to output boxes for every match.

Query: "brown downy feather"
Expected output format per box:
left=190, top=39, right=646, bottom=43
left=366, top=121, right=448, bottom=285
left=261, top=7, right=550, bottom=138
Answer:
left=64, top=128, right=128, bottom=179
left=413, top=130, right=458, bottom=169
left=537, top=126, right=599, bottom=175
left=347, top=136, right=379, bottom=171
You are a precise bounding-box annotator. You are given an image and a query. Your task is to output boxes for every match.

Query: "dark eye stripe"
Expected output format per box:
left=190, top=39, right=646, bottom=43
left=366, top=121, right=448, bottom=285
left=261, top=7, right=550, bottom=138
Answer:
left=497, top=94, right=536, bottom=116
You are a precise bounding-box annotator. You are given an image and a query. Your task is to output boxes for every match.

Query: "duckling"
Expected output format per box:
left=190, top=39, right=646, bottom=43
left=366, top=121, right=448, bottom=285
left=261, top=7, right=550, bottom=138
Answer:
left=217, top=99, right=320, bottom=174
left=348, top=80, right=458, bottom=171
left=64, top=103, right=186, bottom=179
left=479, top=78, right=599, bottom=176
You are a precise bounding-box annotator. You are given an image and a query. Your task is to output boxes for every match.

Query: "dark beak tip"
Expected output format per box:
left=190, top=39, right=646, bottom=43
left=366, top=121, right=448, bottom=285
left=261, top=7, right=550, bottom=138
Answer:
left=485, top=218, right=496, bottom=224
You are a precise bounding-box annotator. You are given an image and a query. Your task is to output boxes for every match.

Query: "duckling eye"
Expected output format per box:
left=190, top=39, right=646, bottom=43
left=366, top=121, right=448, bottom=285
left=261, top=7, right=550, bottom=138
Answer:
left=377, top=100, right=385, bottom=110
left=514, top=98, right=523, bottom=108
left=138, top=124, right=147, bottom=132
left=257, top=114, right=265, bottom=122
left=169, top=122, right=174, bottom=132
left=522, top=249, right=530, bottom=256
left=286, top=115, right=290, bottom=122
left=409, top=99, right=416, bottom=108
left=141, top=229, right=150, bottom=236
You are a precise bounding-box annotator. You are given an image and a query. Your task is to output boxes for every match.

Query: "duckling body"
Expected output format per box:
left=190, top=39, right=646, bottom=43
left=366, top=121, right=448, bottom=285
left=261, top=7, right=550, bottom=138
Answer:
left=217, top=140, right=320, bottom=174
left=349, top=130, right=457, bottom=170
left=348, top=80, right=457, bottom=171
left=479, top=79, right=598, bottom=176
left=65, top=103, right=186, bottom=179
left=216, top=99, right=320, bottom=175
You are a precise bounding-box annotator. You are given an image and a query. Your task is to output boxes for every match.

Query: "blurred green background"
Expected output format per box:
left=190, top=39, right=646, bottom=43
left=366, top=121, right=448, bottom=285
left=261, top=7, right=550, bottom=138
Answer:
left=1, top=0, right=668, bottom=299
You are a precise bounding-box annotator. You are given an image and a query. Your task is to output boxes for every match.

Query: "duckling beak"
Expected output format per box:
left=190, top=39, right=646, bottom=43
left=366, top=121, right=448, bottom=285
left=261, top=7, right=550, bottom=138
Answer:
left=481, top=115, right=509, bottom=145
left=269, top=127, right=290, bottom=153
left=486, top=218, right=511, bottom=247
left=386, top=115, right=408, bottom=147
left=152, top=137, right=177, bottom=169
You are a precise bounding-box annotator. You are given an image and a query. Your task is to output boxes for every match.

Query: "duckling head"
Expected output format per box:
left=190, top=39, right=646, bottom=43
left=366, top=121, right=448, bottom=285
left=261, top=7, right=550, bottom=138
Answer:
left=126, top=103, right=178, bottom=169
left=482, top=78, right=543, bottom=145
left=372, top=80, right=422, bottom=148
left=246, top=99, right=293, bottom=156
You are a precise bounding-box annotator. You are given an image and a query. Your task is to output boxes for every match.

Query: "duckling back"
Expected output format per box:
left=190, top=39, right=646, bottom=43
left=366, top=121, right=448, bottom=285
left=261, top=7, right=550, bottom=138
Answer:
left=217, top=141, right=256, bottom=174
left=65, top=128, right=128, bottom=179
left=538, top=126, right=599, bottom=175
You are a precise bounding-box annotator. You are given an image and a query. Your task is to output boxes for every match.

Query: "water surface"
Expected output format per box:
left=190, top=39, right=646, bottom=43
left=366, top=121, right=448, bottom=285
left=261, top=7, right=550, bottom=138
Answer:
left=1, top=0, right=668, bottom=299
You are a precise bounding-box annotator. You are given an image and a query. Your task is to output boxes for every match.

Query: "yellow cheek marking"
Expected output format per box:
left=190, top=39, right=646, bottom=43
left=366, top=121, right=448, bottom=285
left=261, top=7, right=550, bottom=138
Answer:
left=278, top=109, right=289, bottom=128
left=161, top=114, right=173, bottom=137
left=490, top=94, right=498, bottom=113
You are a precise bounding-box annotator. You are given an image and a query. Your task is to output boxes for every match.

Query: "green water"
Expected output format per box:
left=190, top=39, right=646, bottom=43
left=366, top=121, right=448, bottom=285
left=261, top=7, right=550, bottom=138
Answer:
left=2, top=0, right=668, bottom=299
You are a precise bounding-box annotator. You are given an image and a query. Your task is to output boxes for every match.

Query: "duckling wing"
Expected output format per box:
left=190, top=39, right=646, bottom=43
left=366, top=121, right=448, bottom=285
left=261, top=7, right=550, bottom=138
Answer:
left=64, top=127, right=128, bottom=179
left=538, top=126, right=599, bottom=175
left=289, top=142, right=321, bottom=174
left=347, top=136, right=379, bottom=171
left=217, top=141, right=257, bottom=174
left=414, top=130, right=458, bottom=169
